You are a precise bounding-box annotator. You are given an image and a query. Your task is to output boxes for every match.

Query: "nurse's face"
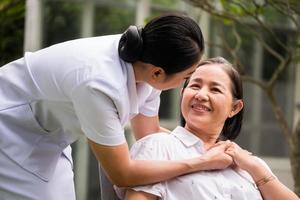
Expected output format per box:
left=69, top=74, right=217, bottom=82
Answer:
left=151, top=63, right=199, bottom=91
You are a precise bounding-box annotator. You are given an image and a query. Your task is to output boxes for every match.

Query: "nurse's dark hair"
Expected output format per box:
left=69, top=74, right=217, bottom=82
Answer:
left=118, top=13, right=204, bottom=74
left=180, top=57, right=244, bottom=140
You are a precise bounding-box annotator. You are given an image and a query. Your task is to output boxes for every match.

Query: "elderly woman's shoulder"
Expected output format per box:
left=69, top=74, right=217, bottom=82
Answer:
left=143, top=131, right=172, bottom=139
left=130, top=132, right=179, bottom=160
left=135, top=132, right=177, bottom=145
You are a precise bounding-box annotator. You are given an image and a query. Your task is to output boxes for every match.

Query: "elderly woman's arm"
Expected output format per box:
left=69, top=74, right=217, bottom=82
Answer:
left=248, top=162, right=299, bottom=200
left=226, top=142, right=299, bottom=200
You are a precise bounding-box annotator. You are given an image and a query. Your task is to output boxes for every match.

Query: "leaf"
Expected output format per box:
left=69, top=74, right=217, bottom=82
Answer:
left=293, top=54, right=300, bottom=62
left=223, top=18, right=234, bottom=25
left=0, top=0, right=11, bottom=11
left=288, top=41, right=300, bottom=49
left=228, top=4, right=243, bottom=15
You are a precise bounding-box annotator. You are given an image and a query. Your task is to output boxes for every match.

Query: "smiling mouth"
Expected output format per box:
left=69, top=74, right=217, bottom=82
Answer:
left=191, top=104, right=212, bottom=112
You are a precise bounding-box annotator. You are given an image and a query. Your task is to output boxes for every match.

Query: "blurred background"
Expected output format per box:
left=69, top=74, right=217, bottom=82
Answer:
left=1, top=0, right=300, bottom=199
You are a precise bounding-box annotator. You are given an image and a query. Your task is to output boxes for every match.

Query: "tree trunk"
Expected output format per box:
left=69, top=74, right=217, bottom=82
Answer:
left=291, top=118, right=300, bottom=196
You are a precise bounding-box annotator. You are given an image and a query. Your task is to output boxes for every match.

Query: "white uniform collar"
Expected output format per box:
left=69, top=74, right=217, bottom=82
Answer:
left=125, top=61, right=139, bottom=115
left=171, top=126, right=204, bottom=148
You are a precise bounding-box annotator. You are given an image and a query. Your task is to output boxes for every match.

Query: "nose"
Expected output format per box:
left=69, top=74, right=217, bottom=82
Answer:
left=194, top=87, right=209, bottom=101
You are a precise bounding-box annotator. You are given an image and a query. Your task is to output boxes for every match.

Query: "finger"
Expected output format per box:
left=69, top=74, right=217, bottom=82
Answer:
left=225, top=148, right=236, bottom=157
left=225, top=141, right=235, bottom=149
left=225, top=143, right=235, bottom=151
left=230, top=142, right=243, bottom=151
left=220, top=140, right=233, bottom=148
left=229, top=142, right=238, bottom=148
left=245, top=150, right=253, bottom=155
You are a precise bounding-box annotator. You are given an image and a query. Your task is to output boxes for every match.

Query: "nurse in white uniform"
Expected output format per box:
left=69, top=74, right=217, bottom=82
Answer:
left=0, top=14, right=220, bottom=200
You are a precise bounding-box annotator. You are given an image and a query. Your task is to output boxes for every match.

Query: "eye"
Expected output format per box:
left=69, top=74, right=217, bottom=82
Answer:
left=211, top=87, right=222, bottom=93
left=189, top=84, right=200, bottom=90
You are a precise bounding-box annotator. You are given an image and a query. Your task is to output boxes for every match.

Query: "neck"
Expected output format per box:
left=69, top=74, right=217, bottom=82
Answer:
left=185, top=125, right=221, bottom=150
left=132, top=61, right=148, bottom=83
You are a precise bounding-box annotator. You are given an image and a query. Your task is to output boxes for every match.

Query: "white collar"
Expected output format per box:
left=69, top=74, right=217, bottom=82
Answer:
left=125, top=61, right=139, bottom=115
left=171, top=126, right=204, bottom=148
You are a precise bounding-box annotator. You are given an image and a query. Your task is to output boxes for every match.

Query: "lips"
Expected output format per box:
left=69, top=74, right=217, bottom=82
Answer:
left=191, top=104, right=212, bottom=112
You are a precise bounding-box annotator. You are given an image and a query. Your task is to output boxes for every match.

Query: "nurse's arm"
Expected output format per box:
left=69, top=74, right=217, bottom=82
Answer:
left=88, top=139, right=203, bottom=187
left=130, top=114, right=170, bottom=140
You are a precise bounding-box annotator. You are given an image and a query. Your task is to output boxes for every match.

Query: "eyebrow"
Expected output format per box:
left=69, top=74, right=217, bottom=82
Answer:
left=190, top=78, right=226, bottom=89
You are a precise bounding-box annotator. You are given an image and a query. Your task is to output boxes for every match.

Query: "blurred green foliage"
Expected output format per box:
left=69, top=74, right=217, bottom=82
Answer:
left=153, top=0, right=180, bottom=9
left=0, top=0, right=181, bottom=67
left=43, top=2, right=135, bottom=47
left=43, top=2, right=82, bottom=47
left=0, top=0, right=25, bottom=66
left=94, top=5, right=134, bottom=35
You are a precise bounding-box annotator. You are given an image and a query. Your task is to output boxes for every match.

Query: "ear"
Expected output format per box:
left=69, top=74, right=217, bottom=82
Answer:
left=151, top=67, right=165, bottom=81
left=228, top=100, right=243, bottom=118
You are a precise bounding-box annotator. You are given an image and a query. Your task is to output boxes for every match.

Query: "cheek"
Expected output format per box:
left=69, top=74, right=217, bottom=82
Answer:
left=214, top=97, right=234, bottom=115
left=180, top=95, right=190, bottom=118
left=180, top=99, right=187, bottom=117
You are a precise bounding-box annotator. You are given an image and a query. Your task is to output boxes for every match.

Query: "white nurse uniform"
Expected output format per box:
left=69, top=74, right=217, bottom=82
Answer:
left=0, top=34, right=160, bottom=200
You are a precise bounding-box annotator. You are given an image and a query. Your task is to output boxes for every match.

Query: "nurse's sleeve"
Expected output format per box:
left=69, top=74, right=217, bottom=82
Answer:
left=139, top=89, right=161, bottom=117
left=70, top=81, right=126, bottom=146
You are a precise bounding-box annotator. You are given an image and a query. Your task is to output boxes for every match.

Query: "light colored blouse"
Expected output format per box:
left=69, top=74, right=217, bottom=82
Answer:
left=116, top=126, right=270, bottom=200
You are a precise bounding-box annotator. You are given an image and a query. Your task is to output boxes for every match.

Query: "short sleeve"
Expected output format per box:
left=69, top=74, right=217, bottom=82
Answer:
left=70, top=81, right=126, bottom=146
left=115, top=133, right=172, bottom=199
left=139, top=89, right=161, bottom=117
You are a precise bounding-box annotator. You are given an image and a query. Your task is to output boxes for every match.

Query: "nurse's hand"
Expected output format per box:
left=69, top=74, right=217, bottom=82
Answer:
left=201, top=141, right=233, bottom=170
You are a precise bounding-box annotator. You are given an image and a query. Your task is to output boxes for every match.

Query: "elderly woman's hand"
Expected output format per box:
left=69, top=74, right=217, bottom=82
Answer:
left=225, top=142, right=257, bottom=171
left=201, top=141, right=233, bottom=170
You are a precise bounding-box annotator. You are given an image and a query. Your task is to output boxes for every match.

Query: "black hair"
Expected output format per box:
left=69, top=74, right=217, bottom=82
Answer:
left=180, top=57, right=244, bottom=140
left=118, top=14, right=204, bottom=75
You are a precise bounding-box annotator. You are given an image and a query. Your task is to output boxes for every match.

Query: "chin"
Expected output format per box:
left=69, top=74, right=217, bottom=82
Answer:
left=186, top=120, right=207, bottom=130
left=158, top=86, right=173, bottom=91
left=189, top=116, right=209, bottom=124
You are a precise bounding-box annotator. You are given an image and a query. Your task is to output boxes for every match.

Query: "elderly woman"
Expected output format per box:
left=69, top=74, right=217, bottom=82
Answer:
left=116, top=57, right=299, bottom=200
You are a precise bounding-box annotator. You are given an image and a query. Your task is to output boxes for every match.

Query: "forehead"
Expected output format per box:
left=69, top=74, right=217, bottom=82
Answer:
left=190, top=64, right=230, bottom=83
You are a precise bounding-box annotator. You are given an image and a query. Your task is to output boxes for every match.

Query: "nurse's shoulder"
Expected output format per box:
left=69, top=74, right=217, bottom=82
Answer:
left=23, top=34, right=126, bottom=100
left=24, top=34, right=122, bottom=74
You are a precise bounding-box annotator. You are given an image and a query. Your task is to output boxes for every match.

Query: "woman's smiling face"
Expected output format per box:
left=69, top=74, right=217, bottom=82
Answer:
left=181, top=64, right=240, bottom=136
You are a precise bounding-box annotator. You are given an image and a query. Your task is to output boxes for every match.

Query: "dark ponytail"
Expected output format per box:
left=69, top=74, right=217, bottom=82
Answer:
left=118, top=14, right=205, bottom=75
left=118, top=26, right=143, bottom=62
